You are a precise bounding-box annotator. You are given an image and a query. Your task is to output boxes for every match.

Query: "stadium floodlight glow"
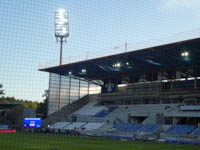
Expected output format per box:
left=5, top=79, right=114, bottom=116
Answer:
left=113, top=62, right=121, bottom=68
left=181, top=51, right=189, bottom=57
left=55, top=9, right=69, bottom=38
left=126, top=62, right=129, bottom=65
left=68, top=71, right=72, bottom=75
left=82, top=69, right=87, bottom=73
left=117, top=63, right=121, bottom=67
left=54, top=8, right=69, bottom=65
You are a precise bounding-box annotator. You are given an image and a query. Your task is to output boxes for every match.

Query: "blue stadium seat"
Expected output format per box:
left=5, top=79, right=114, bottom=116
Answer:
left=138, top=124, right=160, bottom=133
left=95, top=110, right=109, bottom=117
left=95, top=106, right=118, bottom=117
left=109, top=106, right=118, bottom=110
left=193, top=128, right=200, bottom=136
left=177, top=140, right=192, bottom=144
left=165, top=138, right=177, bottom=143
left=104, top=135, right=133, bottom=140
left=114, top=123, right=142, bottom=132
left=194, top=141, right=200, bottom=145
left=167, top=125, right=196, bottom=136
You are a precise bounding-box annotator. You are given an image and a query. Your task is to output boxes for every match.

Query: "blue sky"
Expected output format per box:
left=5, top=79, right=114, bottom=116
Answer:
left=0, top=0, right=200, bottom=102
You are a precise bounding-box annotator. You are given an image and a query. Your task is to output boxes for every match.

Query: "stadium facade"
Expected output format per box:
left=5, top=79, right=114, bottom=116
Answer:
left=39, top=37, right=200, bottom=143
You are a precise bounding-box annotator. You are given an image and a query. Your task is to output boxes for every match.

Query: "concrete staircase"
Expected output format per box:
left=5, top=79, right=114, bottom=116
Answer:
left=142, top=114, right=157, bottom=124
left=42, top=95, right=89, bottom=127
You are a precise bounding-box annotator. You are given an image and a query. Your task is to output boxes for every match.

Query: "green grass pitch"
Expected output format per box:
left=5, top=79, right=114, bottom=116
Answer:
left=0, top=133, right=199, bottom=150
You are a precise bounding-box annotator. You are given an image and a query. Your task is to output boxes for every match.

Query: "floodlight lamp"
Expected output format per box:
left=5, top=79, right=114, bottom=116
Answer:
left=181, top=51, right=189, bottom=57
left=113, top=62, right=121, bottom=68
left=82, top=69, right=87, bottom=73
left=126, top=62, right=129, bottom=65
left=58, top=9, right=65, bottom=14
left=54, top=9, right=69, bottom=38
left=117, top=63, right=121, bottom=67
left=62, top=28, right=68, bottom=34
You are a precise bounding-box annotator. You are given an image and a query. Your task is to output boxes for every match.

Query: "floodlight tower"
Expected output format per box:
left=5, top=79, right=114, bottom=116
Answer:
left=54, top=9, right=69, bottom=65
left=54, top=9, right=69, bottom=115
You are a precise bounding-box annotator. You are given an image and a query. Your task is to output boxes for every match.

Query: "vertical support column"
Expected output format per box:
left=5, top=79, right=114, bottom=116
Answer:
left=151, top=72, right=154, bottom=81
left=160, top=72, right=163, bottom=92
left=170, top=80, right=173, bottom=90
left=170, top=72, right=174, bottom=91
left=194, top=68, right=197, bottom=90
left=69, top=76, right=71, bottom=104
left=151, top=72, right=153, bottom=92
left=160, top=72, right=163, bottom=104
left=87, top=82, right=90, bottom=95
left=78, top=79, right=80, bottom=99
left=173, top=117, right=178, bottom=124
left=47, top=73, right=51, bottom=116
left=58, top=74, right=61, bottom=112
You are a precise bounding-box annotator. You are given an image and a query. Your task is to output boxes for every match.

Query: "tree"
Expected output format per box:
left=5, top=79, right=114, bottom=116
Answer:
left=23, top=102, right=30, bottom=108
left=0, top=84, right=4, bottom=97
left=37, top=90, right=48, bottom=119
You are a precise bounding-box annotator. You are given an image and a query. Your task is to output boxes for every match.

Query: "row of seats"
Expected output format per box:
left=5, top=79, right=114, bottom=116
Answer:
left=104, top=135, right=133, bottom=140
left=65, top=122, right=85, bottom=130
left=50, top=122, right=71, bottom=129
left=109, top=106, right=118, bottom=110
left=114, top=123, right=142, bottom=132
left=166, top=138, right=200, bottom=145
left=74, top=102, right=106, bottom=116
left=167, top=125, right=196, bottom=136
left=138, top=124, right=160, bottom=133
left=84, top=123, right=104, bottom=130
left=115, top=123, right=199, bottom=136
left=94, top=110, right=109, bottom=117
left=95, top=106, right=118, bottom=117
left=193, top=128, right=200, bottom=136
left=50, top=122, right=104, bottom=131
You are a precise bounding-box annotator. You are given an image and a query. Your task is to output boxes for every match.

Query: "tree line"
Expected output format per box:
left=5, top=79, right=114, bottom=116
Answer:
left=0, top=83, right=47, bottom=118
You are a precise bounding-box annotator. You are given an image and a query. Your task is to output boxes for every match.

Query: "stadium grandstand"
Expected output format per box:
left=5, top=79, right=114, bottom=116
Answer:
left=39, top=37, right=200, bottom=144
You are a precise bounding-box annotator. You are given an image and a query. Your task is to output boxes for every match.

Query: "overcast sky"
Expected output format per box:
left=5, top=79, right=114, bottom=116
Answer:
left=0, top=0, right=200, bottom=102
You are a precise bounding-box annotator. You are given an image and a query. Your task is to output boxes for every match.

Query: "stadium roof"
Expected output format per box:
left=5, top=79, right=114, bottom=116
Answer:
left=39, top=38, right=200, bottom=80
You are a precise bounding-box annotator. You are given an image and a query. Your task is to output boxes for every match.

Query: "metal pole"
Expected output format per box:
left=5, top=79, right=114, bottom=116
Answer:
left=78, top=79, right=80, bottom=99
left=69, top=77, right=71, bottom=104
left=60, top=37, right=63, bottom=65
left=88, top=82, right=90, bottom=95
left=58, top=37, right=63, bottom=114
left=194, top=67, right=197, bottom=90
left=47, top=73, right=51, bottom=116
left=125, top=42, right=127, bottom=52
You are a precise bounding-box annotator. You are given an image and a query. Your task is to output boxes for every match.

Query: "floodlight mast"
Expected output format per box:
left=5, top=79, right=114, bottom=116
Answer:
left=54, top=9, right=69, bottom=115
left=54, top=9, right=69, bottom=65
